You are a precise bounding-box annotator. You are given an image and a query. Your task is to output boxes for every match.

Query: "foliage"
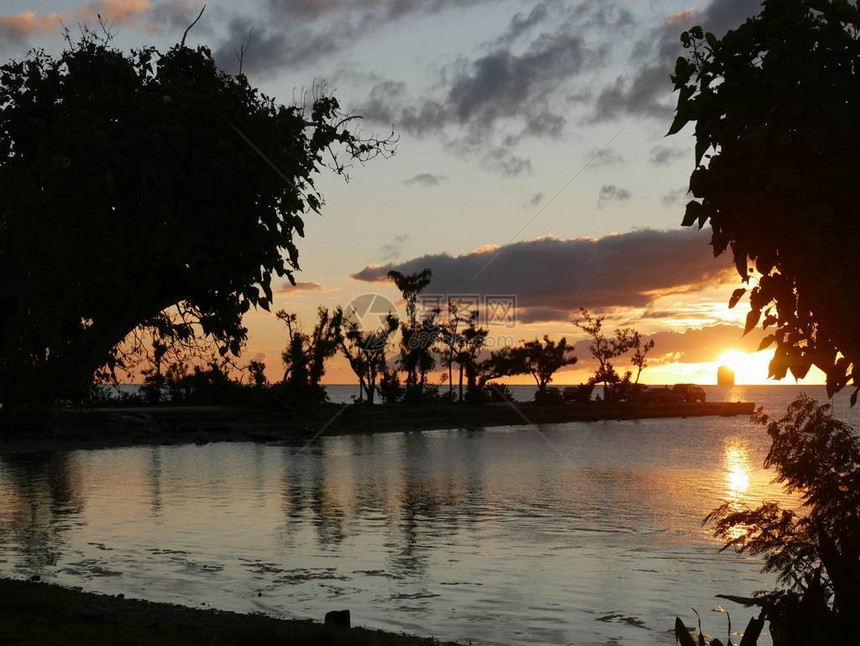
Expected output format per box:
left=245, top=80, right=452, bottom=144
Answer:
left=0, top=33, right=392, bottom=405
left=563, top=384, right=595, bottom=404
left=705, top=395, right=860, bottom=644
left=521, top=336, right=577, bottom=393
left=378, top=368, right=403, bottom=404
left=629, top=331, right=655, bottom=384
left=670, top=0, right=860, bottom=401
left=388, top=269, right=437, bottom=402
left=277, top=307, right=343, bottom=407
left=340, top=310, right=399, bottom=404
left=572, top=309, right=633, bottom=397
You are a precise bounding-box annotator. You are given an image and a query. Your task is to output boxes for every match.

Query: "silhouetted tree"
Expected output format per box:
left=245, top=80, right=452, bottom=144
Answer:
left=706, top=396, right=860, bottom=644
left=277, top=307, right=343, bottom=405
left=247, top=360, right=268, bottom=387
left=521, top=336, right=577, bottom=393
left=340, top=310, right=399, bottom=404
left=388, top=269, right=436, bottom=401
left=670, top=0, right=860, bottom=402
left=572, top=309, right=632, bottom=399
left=629, top=331, right=656, bottom=384
left=0, top=34, right=393, bottom=405
left=457, top=312, right=489, bottom=402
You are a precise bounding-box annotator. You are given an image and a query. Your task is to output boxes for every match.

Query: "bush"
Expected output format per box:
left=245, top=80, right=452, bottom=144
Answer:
left=534, top=387, right=563, bottom=406
left=705, top=395, right=860, bottom=645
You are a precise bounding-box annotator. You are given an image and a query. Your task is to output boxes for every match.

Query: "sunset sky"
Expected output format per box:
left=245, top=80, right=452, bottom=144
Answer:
left=0, top=0, right=826, bottom=386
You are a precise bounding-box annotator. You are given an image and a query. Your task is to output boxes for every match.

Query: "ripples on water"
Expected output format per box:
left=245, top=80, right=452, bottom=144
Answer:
left=1, top=385, right=857, bottom=645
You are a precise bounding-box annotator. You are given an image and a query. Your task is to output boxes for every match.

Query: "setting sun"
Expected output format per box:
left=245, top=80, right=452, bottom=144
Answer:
left=717, top=350, right=772, bottom=385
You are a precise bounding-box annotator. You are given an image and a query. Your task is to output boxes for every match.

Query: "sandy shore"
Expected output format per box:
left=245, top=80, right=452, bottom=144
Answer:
left=0, top=400, right=755, bottom=454
left=0, top=577, right=457, bottom=645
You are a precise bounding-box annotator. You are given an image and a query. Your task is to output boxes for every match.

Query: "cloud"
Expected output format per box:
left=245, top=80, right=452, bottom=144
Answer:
left=379, top=234, right=409, bottom=261
left=214, top=0, right=504, bottom=77
left=403, top=173, right=446, bottom=188
left=598, top=184, right=632, bottom=206
left=0, top=0, right=152, bottom=46
left=661, top=187, right=690, bottom=208
left=590, top=0, right=760, bottom=122
left=524, top=192, right=544, bottom=209
left=276, top=280, right=326, bottom=293
left=650, top=145, right=686, bottom=166
left=352, top=1, right=627, bottom=174
left=586, top=146, right=625, bottom=168
left=352, top=229, right=734, bottom=323
left=0, top=1, right=208, bottom=50
left=567, top=323, right=764, bottom=371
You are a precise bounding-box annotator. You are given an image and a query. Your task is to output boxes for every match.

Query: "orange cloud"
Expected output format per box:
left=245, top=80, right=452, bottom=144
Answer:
left=0, top=1, right=151, bottom=38
left=668, top=9, right=694, bottom=25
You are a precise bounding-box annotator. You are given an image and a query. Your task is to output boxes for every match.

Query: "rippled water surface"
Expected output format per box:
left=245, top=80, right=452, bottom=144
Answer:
left=1, top=386, right=857, bottom=645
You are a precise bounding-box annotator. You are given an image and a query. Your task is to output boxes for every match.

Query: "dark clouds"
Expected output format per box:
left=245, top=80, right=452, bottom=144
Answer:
left=598, top=184, right=631, bottom=206
left=379, top=234, right=410, bottom=261
left=352, top=229, right=734, bottom=323
left=524, top=192, right=544, bottom=209
left=650, top=145, right=686, bottom=166
left=661, top=186, right=689, bottom=208
left=403, top=173, right=446, bottom=188
left=214, top=0, right=501, bottom=76
left=353, top=1, right=626, bottom=174
left=276, top=280, right=325, bottom=293
left=590, top=0, right=760, bottom=122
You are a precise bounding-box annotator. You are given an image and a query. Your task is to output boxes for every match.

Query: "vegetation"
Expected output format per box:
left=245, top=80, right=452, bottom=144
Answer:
left=0, top=32, right=392, bottom=407
left=702, top=396, right=860, bottom=645
left=670, top=0, right=860, bottom=402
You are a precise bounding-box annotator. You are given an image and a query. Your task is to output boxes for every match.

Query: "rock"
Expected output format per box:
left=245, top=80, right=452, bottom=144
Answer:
left=324, top=609, right=350, bottom=629
left=29, top=575, right=40, bottom=582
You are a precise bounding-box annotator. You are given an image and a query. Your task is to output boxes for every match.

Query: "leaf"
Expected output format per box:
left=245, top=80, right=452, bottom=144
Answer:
left=756, top=334, right=775, bottom=351
left=683, top=200, right=703, bottom=227
left=851, top=388, right=858, bottom=407
left=675, top=618, right=698, bottom=646
left=743, top=309, right=761, bottom=336
left=728, top=288, right=746, bottom=309
left=667, top=110, right=691, bottom=136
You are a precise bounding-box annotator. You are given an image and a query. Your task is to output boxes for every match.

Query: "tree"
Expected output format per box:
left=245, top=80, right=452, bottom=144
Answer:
left=277, top=307, right=343, bottom=405
left=629, top=331, right=656, bottom=384
left=572, top=309, right=632, bottom=399
left=457, top=312, right=489, bottom=402
left=388, top=269, right=436, bottom=400
left=705, top=396, right=860, bottom=644
left=340, top=311, right=399, bottom=404
left=521, top=336, right=577, bottom=393
left=0, top=34, right=393, bottom=405
left=438, top=301, right=466, bottom=400
left=669, top=0, right=860, bottom=402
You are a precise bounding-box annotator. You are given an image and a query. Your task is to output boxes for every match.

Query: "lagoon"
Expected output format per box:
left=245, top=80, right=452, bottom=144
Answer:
left=1, top=386, right=856, bottom=645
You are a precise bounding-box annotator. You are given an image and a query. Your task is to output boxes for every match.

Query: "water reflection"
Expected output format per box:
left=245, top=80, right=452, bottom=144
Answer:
left=723, top=440, right=751, bottom=501
left=0, top=452, right=84, bottom=574
left=1, top=389, right=825, bottom=646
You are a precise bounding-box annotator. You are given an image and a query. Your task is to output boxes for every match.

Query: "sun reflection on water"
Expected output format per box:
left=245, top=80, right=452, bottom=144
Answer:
left=722, top=440, right=752, bottom=541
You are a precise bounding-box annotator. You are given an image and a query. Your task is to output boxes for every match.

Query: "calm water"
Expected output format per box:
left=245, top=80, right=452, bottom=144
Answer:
left=1, top=386, right=856, bottom=645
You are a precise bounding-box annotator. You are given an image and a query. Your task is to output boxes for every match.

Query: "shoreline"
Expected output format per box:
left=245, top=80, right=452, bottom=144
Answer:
left=0, top=400, right=755, bottom=455
left=0, top=577, right=457, bottom=645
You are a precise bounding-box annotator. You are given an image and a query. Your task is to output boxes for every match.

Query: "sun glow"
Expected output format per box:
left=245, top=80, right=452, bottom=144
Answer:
left=716, top=349, right=772, bottom=385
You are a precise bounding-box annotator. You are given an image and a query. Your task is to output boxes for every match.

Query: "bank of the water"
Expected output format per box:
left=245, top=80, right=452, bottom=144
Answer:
left=0, top=400, right=754, bottom=454
left=0, top=578, right=456, bottom=646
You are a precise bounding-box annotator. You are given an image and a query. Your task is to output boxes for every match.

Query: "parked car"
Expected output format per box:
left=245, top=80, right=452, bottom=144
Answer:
left=672, top=383, right=707, bottom=403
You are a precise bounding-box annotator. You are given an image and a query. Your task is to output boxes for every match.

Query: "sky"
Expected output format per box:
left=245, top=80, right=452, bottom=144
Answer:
left=0, top=0, right=826, bottom=386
